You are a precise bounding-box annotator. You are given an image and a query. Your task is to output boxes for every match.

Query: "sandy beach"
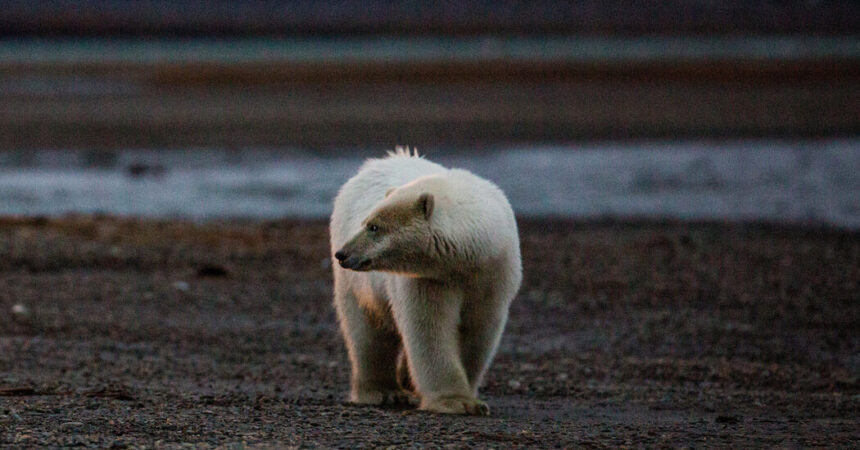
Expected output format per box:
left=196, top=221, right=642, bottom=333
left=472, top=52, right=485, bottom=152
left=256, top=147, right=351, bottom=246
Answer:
left=1, top=216, right=857, bottom=447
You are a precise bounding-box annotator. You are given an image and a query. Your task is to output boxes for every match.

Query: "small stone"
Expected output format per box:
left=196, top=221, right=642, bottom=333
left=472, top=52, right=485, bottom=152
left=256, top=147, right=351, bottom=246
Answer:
left=172, top=281, right=190, bottom=292
left=125, top=162, right=166, bottom=178
left=110, top=439, right=130, bottom=449
left=508, top=379, right=521, bottom=389
left=8, top=408, right=22, bottom=421
left=196, top=264, right=230, bottom=278
left=60, top=421, right=84, bottom=430
left=11, top=304, right=30, bottom=323
left=715, top=415, right=740, bottom=424
left=557, top=373, right=569, bottom=381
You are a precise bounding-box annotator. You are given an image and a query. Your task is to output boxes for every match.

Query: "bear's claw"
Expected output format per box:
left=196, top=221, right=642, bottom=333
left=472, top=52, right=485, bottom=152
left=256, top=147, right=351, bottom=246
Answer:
left=421, top=396, right=490, bottom=416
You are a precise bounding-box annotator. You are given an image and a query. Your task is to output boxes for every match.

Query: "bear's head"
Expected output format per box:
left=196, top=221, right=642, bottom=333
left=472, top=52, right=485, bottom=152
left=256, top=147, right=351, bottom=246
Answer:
left=335, top=187, right=436, bottom=276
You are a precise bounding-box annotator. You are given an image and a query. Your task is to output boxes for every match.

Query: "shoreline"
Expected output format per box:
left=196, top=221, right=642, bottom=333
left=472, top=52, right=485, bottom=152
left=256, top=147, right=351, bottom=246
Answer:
left=2, top=141, right=858, bottom=228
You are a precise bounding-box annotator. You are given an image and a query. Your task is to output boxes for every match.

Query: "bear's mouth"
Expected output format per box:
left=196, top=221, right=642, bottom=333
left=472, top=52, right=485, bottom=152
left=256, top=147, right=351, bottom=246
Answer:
left=340, top=257, right=372, bottom=271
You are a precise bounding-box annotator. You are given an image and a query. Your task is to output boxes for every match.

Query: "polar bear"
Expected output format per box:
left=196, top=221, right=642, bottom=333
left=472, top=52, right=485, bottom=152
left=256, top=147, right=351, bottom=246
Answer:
left=330, top=147, right=522, bottom=415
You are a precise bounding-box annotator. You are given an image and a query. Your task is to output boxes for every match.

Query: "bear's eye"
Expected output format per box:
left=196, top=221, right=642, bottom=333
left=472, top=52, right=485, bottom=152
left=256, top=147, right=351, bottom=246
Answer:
left=367, top=224, right=380, bottom=232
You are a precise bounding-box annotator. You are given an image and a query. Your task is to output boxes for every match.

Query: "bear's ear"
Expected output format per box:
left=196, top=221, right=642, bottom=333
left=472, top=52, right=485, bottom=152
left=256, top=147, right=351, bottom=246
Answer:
left=417, top=193, right=434, bottom=220
left=385, top=187, right=396, bottom=198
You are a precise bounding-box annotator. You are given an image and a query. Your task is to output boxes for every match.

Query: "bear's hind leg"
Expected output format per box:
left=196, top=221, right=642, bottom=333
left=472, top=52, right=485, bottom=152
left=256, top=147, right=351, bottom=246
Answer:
left=334, top=287, right=415, bottom=406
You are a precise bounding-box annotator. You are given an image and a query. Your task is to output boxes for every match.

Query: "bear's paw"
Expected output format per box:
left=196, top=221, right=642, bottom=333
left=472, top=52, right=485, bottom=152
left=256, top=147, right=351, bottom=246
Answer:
left=421, top=395, right=490, bottom=416
left=351, top=389, right=418, bottom=407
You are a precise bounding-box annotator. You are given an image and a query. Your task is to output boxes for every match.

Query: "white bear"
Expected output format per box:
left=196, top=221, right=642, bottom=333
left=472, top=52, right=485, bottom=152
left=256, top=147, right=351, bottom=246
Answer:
left=330, top=147, right=522, bottom=415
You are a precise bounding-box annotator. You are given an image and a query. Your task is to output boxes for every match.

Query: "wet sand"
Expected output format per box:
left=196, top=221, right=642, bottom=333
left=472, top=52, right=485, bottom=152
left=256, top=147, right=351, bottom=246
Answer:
left=1, top=216, right=858, bottom=447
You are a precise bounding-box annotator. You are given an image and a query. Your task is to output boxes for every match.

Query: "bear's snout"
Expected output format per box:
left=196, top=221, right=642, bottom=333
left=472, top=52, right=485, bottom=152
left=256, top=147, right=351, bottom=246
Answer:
left=335, top=249, right=371, bottom=271
left=334, top=249, right=353, bottom=268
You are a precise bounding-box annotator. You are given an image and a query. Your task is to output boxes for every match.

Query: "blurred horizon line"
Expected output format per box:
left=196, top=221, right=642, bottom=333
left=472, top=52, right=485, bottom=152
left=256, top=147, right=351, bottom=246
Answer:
left=0, top=35, right=857, bottom=150
left=2, top=35, right=858, bottom=66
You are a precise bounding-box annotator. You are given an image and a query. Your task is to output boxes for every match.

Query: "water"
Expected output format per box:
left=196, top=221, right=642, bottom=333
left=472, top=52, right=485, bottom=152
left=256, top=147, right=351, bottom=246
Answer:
left=1, top=140, right=858, bottom=228
left=1, top=36, right=857, bottom=66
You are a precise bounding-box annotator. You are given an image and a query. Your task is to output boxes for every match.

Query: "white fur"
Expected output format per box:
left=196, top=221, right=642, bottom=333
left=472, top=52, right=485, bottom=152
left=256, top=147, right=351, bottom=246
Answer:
left=330, top=148, right=522, bottom=415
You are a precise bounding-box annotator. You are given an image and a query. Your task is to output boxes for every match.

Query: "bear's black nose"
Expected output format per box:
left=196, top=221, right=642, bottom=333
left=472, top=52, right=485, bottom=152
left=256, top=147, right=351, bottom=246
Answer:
left=334, top=250, right=347, bottom=261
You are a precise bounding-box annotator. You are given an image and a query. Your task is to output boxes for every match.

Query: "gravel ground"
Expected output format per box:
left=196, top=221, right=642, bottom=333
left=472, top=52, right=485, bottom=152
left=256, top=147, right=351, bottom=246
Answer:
left=0, top=216, right=858, bottom=447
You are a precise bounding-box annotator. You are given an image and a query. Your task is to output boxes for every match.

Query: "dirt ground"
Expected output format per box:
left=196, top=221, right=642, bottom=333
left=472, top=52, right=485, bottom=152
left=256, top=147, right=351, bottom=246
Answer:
left=0, top=216, right=858, bottom=447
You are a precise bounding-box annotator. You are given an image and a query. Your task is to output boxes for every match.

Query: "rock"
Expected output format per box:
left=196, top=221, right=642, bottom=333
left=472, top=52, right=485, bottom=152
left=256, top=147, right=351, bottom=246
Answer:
left=6, top=407, right=22, bottom=421
left=195, top=264, right=230, bottom=278
left=11, top=304, right=30, bottom=323
left=172, top=281, right=190, bottom=292
left=11, top=303, right=28, bottom=316
left=60, top=421, right=85, bottom=430
left=715, top=415, right=740, bottom=424
left=125, top=162, right=166, bottom=178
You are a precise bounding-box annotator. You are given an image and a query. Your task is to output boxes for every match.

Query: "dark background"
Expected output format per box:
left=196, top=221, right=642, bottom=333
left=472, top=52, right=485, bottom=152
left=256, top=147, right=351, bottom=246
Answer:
left=0, top=1, right=858, bottom=150
left=3, top=1, right=859, bottom=36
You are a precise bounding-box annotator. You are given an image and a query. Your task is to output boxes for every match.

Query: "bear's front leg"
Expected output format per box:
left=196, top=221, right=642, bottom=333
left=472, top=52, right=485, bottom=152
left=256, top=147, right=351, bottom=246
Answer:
left=391, top=280, right=490, bottom=416
left=334, top=288, right=416, bottom=406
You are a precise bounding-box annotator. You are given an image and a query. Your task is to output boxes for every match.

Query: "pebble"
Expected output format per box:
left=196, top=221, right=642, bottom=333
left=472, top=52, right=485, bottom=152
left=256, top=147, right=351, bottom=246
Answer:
left=11, top=304, right=30, bottom=323
left=715, top=415, right=740, bottom=424
left=11, top=303, right=28, bottom=316
left=60, top=421, right=85, bottom=430
left=196, top=264, right=230, bottom=278
left=520, top=363, right=538, bottom=372
left=8, top=408, right=22, bottom=421
left=508, top=379, right=522, bottom=389
left=172, top=281, right=190, bottom=292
